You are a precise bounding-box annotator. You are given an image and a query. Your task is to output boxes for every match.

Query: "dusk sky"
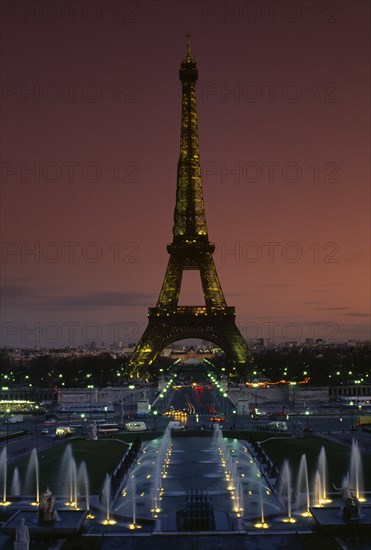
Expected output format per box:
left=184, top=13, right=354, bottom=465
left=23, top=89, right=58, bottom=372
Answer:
left=1, top=0, right=370, bottom=348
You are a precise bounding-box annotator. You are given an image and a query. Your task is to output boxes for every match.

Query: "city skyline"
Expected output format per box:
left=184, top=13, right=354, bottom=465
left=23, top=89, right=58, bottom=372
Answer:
left=1, top=1, right=370, bottom=348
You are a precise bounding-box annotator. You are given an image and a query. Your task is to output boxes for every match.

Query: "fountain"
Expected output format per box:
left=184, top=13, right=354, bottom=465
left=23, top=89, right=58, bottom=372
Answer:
left=216, top=428, right=244, bottom=515
left=11, top=467, right=21, bottom=497
left=0, top=422, right=369, bottom=541
left=126, top=473, right=142, bottom=529
left=77, top=461, right=90, bottom=512
left=254, top=481, right=269, bottom=529
left=310, top=438, right=370, bottom=535
left=313, top=470, right=323, bottom=507
left=234, top=476, right=244, bottom=515
left=350, top=438, right=364, bottom=502
left=317, top=446, right=331, bottom=503
left=25, top=449, right=39, bottom=505
left=1, top=447, right=10, bottom=505
left=296, top=454, right=310, bottom=516
left=101, top=473, right=116, bottom=525
left=151, top=426, right=172, bottom=515
left=2, top=443, right=90, bottom=540
left=279, top=460, right=295, bottom=523
left=130, top=474, right=137, bottom=528
left=58, top=444, right=77, bottom=507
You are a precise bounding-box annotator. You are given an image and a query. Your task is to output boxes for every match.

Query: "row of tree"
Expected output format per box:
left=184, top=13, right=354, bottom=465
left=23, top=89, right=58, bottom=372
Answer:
left=0, top=345, right=370, bottom=388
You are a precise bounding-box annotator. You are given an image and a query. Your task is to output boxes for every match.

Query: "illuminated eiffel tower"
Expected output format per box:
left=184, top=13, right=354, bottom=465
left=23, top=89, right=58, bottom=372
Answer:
left=129, top=37, right=253, bottom=378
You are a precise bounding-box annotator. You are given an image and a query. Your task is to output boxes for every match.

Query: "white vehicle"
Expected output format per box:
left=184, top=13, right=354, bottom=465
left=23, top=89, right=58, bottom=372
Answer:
left=268, top=421, right=288, bottom=432
left=57, top=403, right=115, bottom=413
left=125, top=421, right=147, bottom=432
left=5, top=415, right=24, bottom=424
left=97, top=423, right=119, bottom=434
left=56, top=426, right=74, bottom=437
left=168, top=421, right=185, bottom=431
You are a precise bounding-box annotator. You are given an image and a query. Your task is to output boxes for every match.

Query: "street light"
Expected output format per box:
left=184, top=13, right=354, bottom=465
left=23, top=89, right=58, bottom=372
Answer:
left=87, top=385, right=94, bottom=420
left=5, top=408, right=10, bottom=444
left=223, top=393, right=228, bottom=417
left=119, top=390, right=125, bottom=424
left=129, top=385, right=136, bottom=416
left=153, top=410, right=158, bottom=431
left=35, top=405, right=39, bottom=434
left=350, top=403, right=354, bottom=430
left=232, top=410, right=236, bottom=430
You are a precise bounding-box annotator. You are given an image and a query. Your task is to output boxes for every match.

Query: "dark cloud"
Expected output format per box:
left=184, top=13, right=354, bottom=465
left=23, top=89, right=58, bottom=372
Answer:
left=1, top=283, right=48, bottom=307
left=1, top=284, right=156, bottom=310
left=256, top=284, right=297, bottom=289
left=314, top=307, right=353, bottom=311
left=299, top=301, right=324, bottom=305
left=42, top=291, right=157, bottom=310
left=344, top=312, right=371, bottom=318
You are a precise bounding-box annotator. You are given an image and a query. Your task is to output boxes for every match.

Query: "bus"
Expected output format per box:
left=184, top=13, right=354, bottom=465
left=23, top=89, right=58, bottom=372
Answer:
left=57, top=402, right=115, bottom=413
left=97, top=422, right=119, bottom=434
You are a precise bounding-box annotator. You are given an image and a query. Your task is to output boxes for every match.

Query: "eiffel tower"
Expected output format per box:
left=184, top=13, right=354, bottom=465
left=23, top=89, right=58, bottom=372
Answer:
left=129, top=37, right=253, bottom=378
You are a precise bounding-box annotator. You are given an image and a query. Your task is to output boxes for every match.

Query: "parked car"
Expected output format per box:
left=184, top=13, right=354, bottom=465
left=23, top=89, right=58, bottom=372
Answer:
left=125, top=421, right=147, bottom=432
left=168, top=421, right=185, bottom=430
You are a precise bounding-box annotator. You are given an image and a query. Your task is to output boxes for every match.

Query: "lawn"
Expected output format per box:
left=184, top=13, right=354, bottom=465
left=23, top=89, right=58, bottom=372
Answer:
left=255, top=434, right=371, bottom=490
left=7, top=431, right=370, bottom=500
left=8, top=434, right=156, bottom=496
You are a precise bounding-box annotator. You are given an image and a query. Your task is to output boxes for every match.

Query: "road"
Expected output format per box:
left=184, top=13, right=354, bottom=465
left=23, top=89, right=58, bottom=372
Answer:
left=150, top=385, right=240, bottom=429
left=2, top=388, right=370, bottom=454
left=169, top=385, right=220, bottom=415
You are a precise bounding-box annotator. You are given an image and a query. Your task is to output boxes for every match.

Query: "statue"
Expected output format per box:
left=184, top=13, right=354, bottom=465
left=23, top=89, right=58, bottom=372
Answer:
left=333, top=483, right=361, bottom=521
left=86, top=422, right=98, bottom=440
left=38, top=488, right=57, bottom=523
left=14, top=517, right=30, bottom=550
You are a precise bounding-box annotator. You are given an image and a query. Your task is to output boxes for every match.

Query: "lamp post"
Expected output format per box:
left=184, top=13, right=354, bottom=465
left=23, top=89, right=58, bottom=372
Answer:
left=129, top=385, right=135, bottom=416
left=153, top=410, right=158, bottom=431
left=86, top=385, right=94, bottom=420
left=232, top=410, right=236, bottom=430
left=223, top=392, right=228, bottom=417
left=290, top=382, right=296, bottom=412
left=35, top=405, right=39, bottom=434
left=5, top=408, right=10, bottom=444
left=219, top=388, right=224, bottom=415
left=120, top=390, right=125, bottom=424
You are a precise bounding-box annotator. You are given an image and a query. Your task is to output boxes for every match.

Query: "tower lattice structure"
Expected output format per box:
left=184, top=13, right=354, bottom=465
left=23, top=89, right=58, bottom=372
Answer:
left=129, top=37, right=253, bottom=378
